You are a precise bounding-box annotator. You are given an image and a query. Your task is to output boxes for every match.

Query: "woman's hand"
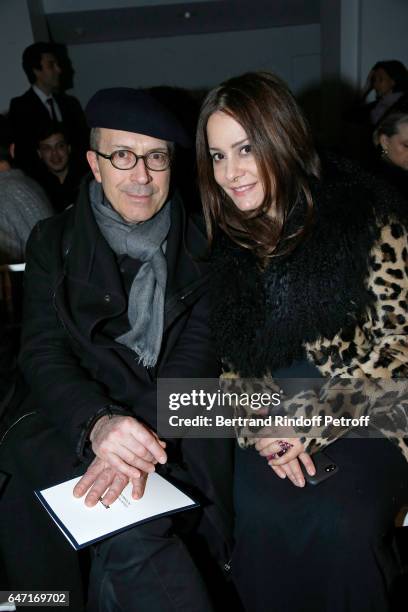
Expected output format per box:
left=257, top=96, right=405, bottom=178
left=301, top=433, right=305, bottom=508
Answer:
left=255, top=437, right=315, bottom=487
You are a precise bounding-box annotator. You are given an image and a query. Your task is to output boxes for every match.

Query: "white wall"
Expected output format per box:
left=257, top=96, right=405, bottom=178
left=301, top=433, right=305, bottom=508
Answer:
left=0, top=0, right=320, bottom=133
left=66, top=24, right=320, bottom=106
left=338, top=0, right=408, bottom=91
left=340, top=0, right=361, bottom=87
left=0, top=1, right=35, bottom=112
left=359, top=0, right=408, bottom=87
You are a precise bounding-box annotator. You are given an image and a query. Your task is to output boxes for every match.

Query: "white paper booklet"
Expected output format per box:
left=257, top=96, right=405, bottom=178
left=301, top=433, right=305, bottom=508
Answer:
left=35, top=473, right=198, bottom=550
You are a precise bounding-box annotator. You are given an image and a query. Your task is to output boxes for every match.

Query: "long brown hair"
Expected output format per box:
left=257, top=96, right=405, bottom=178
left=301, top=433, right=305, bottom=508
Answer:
left=196, top=71, right=321, bottom=262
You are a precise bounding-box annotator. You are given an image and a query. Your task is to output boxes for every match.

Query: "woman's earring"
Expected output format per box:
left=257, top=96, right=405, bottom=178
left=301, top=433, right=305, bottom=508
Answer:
left=381, top=146, right=388, bottom=157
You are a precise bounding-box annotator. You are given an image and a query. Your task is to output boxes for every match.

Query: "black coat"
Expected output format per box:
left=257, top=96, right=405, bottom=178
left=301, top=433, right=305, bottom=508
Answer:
left=8, top=88, right=88, bottom=174
left=0, top=181, right=233, bottom=604
left=36, top=160, right=88, bottom=213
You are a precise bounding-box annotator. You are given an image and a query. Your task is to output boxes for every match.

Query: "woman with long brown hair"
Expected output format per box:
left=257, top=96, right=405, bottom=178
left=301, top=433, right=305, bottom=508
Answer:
left=196, top=71, right=408, bottom=611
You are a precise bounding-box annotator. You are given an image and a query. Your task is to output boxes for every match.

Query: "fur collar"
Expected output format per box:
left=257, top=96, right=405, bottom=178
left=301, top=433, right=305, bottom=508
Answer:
left=210, top=155, right=408, bottom=377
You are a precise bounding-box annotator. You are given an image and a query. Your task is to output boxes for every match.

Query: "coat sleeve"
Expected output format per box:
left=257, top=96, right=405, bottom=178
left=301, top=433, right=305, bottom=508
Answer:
left=19, top=221, right=131, bottom=461
left=225, top=222, right=408, bottom=461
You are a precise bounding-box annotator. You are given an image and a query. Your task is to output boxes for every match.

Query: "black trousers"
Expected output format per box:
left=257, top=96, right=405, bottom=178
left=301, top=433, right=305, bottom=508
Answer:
left=0, top=413, right=222, bottom=612
left=87, top=512, right=215, bottom=612
left=232, top=438, right=408, bottom=612
left=0, top=411, right=90, bottom=608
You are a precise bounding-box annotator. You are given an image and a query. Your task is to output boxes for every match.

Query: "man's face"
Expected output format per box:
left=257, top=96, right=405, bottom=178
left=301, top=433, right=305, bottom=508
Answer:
left=38, top=133, right=70, bottom=175
left=34, top=53, right=61, bottom=92
left=86, top=128, right=171, bottom=223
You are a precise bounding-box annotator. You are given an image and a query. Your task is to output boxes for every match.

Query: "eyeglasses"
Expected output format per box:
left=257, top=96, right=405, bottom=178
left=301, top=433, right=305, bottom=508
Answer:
left=93, top=149, right=171, bottom=171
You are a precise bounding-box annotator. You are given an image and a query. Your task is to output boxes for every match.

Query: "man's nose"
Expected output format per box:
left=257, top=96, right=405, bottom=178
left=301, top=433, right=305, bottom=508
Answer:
left=129, top=158, right=150, bottom=183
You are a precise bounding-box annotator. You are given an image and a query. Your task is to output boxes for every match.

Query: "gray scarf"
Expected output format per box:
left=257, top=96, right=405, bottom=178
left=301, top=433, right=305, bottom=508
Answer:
left=89, top=180, right=171, bottom=367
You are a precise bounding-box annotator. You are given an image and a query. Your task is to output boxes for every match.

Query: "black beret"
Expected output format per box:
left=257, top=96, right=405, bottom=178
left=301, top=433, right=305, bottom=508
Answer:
left=85, top=87, right=190, bottom=147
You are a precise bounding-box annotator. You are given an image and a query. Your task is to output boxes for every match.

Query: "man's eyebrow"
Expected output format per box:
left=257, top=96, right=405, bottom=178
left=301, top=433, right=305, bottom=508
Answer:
left=40, top=140, right=65, bottom=147
left=209, top=138, right=249, bottom=151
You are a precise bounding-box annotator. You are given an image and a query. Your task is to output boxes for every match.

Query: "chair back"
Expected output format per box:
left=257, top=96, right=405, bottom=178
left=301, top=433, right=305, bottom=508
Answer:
left=0, top=263, right=26, bottom=326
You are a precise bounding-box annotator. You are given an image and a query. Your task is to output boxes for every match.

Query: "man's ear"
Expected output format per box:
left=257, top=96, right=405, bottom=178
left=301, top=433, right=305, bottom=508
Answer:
left=9, top=143, right=15, bottom=160
left=86, top=150, right=102, bottom=183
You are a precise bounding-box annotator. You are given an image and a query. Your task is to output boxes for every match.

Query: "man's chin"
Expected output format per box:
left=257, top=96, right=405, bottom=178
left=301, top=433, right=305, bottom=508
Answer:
left=122, top=204, right=161, bottom=224
left=49, top=165, right=68, bottom=174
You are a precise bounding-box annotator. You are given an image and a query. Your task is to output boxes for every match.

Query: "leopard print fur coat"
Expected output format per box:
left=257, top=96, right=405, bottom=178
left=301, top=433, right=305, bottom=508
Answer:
left=210, top=155, right=408, bottom=461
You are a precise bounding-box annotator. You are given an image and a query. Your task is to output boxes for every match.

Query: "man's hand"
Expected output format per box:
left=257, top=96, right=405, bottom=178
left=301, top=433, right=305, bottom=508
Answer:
left=90, top=415, right=167, bottom=480
left=73, top=456, right=148, bottom=506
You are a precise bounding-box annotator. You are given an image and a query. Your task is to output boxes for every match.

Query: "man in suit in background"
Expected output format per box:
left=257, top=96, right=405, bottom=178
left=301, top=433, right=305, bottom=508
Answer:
left=8, top=42, right=88, bottom=177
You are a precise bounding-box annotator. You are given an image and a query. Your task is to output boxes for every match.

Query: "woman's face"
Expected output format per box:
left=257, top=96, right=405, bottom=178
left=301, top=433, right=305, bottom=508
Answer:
left=380, top=123, right=408, bottom=170
left=372, top=67, right=395, bottom=98
left=206, top=111, right=266, bottom=213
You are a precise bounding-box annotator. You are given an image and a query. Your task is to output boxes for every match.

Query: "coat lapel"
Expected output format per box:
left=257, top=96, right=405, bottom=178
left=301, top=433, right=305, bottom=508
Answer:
left=27, top=88, right=51, bottom=123
left=164, top=193, right=209, bottom=329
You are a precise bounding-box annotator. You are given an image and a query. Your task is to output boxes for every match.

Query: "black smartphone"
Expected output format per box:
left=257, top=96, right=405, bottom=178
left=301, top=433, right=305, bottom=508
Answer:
left=301, top=451, right=339, bottom=485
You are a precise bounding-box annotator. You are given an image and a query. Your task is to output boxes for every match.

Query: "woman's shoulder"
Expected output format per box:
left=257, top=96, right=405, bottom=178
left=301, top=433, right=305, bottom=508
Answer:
left=373, top=160, right=408, bottom=201
left=314, top=151, right=408, bottom=229
left=318, top=151, right=384, bottom=194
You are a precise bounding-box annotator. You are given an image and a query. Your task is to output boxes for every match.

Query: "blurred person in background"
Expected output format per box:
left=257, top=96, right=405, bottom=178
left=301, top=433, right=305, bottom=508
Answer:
left=8, top=42, right=88, bottom=177
left=0, top=115, right=53, bottom=264
left=372, top=112, right=408, bottom=200
left=344, top=60, right=408, bottom=161
left=0, top=115, right=52, bottom=407
left=36, top=122, right=88, bottom=212
left=352, top=60, right=408, bottom=127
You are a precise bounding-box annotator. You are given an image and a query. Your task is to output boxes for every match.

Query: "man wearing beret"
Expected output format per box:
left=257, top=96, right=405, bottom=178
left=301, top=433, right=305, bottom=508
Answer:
left=0, top=89, right=233, bottom=610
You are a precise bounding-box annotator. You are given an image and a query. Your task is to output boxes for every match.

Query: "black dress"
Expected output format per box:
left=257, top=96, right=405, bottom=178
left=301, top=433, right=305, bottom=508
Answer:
left=232, top=358, right=408, bottom=612
left=209, top=159, right=408, bottom=611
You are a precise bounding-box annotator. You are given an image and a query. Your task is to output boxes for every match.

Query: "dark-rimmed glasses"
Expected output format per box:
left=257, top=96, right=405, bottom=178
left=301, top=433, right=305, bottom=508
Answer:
left=93, top=149, right=171, bottom=171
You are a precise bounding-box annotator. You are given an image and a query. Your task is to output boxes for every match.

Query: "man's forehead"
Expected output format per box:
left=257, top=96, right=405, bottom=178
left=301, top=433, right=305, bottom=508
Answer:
left=98, top=128, right=170, bottom=149
left=40, top=132, right=66, bottom=144
left=41, top=53, right=57, bottom=65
